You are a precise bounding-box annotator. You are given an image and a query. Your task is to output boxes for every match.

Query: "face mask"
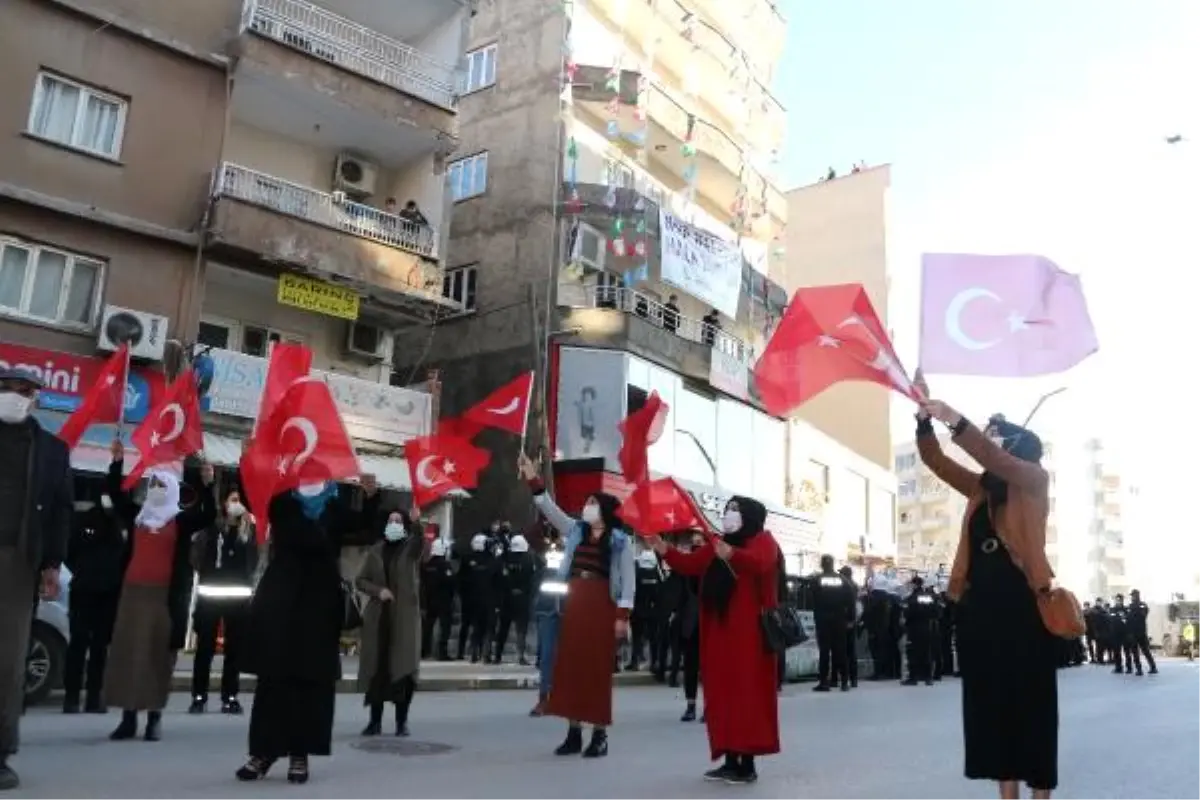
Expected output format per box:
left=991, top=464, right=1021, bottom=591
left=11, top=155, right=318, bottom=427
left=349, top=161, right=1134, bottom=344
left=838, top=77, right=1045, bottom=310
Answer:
left=0, top=392, right=33, bottom=424
left=226, top=501, right=246, bottom=519
left=146, top=486, right=170, bottom=506
left=384, top=522, right=407, bottom=542
left=297, top=481, right=327, bottom=498
left=581, top=504, right=601, bottom=524
left=721, top=510, right=742, bottom=534
left=99, top=495, right=113, bottom=511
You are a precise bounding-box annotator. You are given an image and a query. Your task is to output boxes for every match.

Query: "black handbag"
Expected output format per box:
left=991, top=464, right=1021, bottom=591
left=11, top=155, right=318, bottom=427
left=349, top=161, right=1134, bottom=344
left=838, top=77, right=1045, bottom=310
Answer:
left=760, top=605, right=808, bottom=654
left=340, top=579, right=364, bottom=632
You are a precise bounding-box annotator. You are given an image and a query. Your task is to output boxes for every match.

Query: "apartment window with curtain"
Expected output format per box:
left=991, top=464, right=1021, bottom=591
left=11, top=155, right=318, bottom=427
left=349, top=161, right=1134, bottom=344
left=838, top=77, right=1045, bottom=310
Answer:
left=0, top=238, right=103, bottom=329
left=463, top=44, right=497, bottom=93
left=443, top=265, right=477, bottom=311
left=448, top=152, right=488, bottom=201
left=27, top=72, right=127, bottom=159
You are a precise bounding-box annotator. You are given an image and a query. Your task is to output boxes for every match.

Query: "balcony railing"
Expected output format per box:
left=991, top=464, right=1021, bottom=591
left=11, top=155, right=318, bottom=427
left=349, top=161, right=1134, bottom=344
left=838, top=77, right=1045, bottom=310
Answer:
left=248, top=0, right=459, bottom=110
left=558, top=282, right=752, bottom=364
left=215, top=163, right=437, bottom=258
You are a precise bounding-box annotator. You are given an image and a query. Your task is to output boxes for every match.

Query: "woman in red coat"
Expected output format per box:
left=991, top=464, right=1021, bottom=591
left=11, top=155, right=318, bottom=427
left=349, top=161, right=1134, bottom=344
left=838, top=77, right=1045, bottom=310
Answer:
left=649, top=496, right=780, bottom=785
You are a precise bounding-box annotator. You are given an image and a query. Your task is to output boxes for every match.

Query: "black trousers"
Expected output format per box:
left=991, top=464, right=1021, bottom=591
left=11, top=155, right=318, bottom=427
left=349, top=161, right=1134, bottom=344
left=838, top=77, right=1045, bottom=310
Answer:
left=939, top=628, right=955, bottom=675
left=368, top=675, right=416, bottom=725
left=650, top=617, right=672, bottom=675
left=1110, top=640, right=1129, bottom=671
left=815, top=618, right=847, bottom=686
left=63, top=587, right=119, bottom=703
left=421, top=594, right=453, bottom=659
left=670, top=633, right=699, bottom=702
left=468, top=596, right=495, bottom=659
left=1084, top=635, right=1096, bottom=662
left=1128, top=635, right=1157, bottom=673
left=838, top=628, right=858, bottom=685
left=906, top=632, right=932, bottom=681
left=192, top=598, right=250, bottom=701
left=628, top=614, right=657, bottom=668
left=495, top=594, right=531, bottom=661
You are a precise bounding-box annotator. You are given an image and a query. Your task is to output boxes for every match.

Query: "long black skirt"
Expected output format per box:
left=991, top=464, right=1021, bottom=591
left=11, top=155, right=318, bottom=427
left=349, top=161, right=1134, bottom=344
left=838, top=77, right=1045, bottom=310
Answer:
left=958, top=510, right=1058, bottom=790
left=248, top=677, right=336, bottom=758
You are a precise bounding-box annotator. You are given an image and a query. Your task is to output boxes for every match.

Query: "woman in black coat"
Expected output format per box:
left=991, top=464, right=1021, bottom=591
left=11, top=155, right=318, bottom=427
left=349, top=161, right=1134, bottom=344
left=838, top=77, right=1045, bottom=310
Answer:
left=235, top=480, right=378, bottom=784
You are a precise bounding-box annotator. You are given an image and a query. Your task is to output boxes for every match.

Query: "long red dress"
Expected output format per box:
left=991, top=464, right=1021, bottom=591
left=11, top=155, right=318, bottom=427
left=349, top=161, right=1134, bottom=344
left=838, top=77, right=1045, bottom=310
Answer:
left=664, top=532, right=781, bottom=761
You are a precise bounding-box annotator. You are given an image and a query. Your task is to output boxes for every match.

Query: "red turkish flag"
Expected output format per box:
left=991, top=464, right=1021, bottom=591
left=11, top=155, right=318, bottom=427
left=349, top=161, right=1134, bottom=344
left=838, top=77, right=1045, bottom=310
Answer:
left=240, top=377, right=360, bottom=528
left=754, top=283, right=920, bottom=417
left=462, top=371, right=535, bottom=436
left=619, top=478, right=715, bottom=537
left=438, top=415, right=483, bottom=441
left=57, top=343, right=128, bottom=450
left=254, top=342, right=312, bottom=435
left=123, top=371, right=203, bottom=488
left=617, top=391, right=668, bottom=485
left=404, top=432, right=491, bottom=509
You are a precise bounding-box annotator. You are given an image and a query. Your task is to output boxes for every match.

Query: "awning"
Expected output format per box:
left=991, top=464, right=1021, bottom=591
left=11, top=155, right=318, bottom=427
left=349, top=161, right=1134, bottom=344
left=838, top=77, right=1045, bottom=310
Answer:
left=202, top=432, right=413, bottom=491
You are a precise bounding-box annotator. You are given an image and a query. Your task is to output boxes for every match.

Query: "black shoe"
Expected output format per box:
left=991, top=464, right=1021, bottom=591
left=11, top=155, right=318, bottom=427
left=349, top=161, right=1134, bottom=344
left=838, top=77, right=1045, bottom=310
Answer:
left=812, top=683, right=831, bottom=692
left=681, top=705, right=696, bottom=722
left=924, top=679, right=934, bottom=686
left=850, top=679, right=858, bottom=688
left=1135, top=670, right=1144, bottom=676
left=840, top=682, right=850, bottom=692
left=361, top=721, right=382, bottom=736
left=624, top=661, right=639, bottom=672
left=62, top=698, right=81, bottom=714
left=901, top=678, right=918, bottom=686
left=0, top=763, right=19, bottom=791
left=704, top=763, right=737, bottom=782
left=1113, top=668, right=1124, bottom=674
left=1149, top=667, right=1159, bottom=674
left=188, top=697, right=206, bottom=714
left=519, top=656, right=530, bottom=666
left=667, top=674, right=679, bottom=688
left=725, top=766, right=759, bottom=785
left=554, top=726, right=584, bottom=756
left=287, top=757, right=309, bottom=784
left=653, top=671, right=666, bottom=684
left=143, top=712, right=162, bottom=742
left=84, top=697, right=107, bottom=714
left=582, top=729, right=608, bottom=758
left=395, top=723, right=410, bottom=737
left=235, top=756, right=274, bottom=781
left=222, top=698, right=244, bottom=715
left=109, top=712, right=137, bottom=741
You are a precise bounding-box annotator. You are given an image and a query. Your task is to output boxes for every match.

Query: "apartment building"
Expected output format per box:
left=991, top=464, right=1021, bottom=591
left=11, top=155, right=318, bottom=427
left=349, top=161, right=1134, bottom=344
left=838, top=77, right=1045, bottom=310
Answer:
left=386, top=0, right=806, bottom=534
left=784, top=167, right=893, bottom=471
left=1, top=0, right=470, bottom=495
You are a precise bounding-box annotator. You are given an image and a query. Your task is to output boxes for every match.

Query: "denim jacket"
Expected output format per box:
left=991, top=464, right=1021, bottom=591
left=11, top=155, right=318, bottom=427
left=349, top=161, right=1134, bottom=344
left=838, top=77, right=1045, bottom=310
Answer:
left=532, top=491, right=636, bottom=611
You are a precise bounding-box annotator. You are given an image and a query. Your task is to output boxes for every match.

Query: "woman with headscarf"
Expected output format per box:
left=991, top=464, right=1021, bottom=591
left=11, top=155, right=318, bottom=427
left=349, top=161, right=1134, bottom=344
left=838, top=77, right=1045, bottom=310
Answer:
left=517, top=452, right=635, bottom=758
left=916, top=382, right=1058, bottom=800
left=648, top=496, right=780, bottom=785
left=104, top=439, right=216, bottom=742
left=236, top=476, right=379, bottom=784
left=356, top=509, right=427, bottom=737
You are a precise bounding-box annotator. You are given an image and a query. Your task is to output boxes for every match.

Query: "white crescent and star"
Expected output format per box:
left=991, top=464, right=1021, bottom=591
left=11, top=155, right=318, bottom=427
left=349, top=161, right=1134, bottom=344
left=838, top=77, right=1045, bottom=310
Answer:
left=277, top=416, right=318, bottom=474
left=943, top=288, right=1032, bottom=350
left=150, top=403, right=185, bottom=447
left=415, top=455, right=458, bottom=488
left=835, top=316, right=911, bottom=388
left=486, top=397, right=521, bottom=416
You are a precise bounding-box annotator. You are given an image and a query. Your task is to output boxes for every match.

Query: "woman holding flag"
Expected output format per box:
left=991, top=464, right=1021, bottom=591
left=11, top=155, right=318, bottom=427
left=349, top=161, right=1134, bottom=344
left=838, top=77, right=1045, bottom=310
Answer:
left=648, top=497, right=780, bottom=785
left=517, top=452, right=635, bottom=759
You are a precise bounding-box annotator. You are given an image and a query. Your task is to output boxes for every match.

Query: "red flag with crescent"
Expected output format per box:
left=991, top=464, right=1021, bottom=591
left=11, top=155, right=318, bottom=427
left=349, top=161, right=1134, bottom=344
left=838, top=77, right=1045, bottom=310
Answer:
left=404, top=429, right=490, bottom=509
left=56, top=343, right=128, bottom=451
left=240, top=377, right=360, bottom=532
left=462, top=371, right=535, bottom=436
left=123, top=370, right=203, bottom=489
left=753, top=283, right=920, bottom=416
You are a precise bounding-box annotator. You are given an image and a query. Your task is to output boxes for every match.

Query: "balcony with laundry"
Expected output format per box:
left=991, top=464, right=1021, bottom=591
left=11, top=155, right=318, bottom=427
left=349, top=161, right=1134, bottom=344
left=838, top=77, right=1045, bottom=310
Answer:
left=235, top=0, right=467, bottom=133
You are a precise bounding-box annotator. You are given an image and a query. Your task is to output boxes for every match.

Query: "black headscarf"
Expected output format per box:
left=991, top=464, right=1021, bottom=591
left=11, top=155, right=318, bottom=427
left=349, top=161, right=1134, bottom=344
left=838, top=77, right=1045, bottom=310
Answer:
left=701, top=495, right=767, bottom=618
left=980, top=414, right=1044, bottom=509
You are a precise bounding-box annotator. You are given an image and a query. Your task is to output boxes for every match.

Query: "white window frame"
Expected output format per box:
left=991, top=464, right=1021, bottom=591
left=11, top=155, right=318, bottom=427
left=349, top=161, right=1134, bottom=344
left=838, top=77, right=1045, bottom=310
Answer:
left=463, top=44, right=497, bottom=94
left=197, top=314, right=239, bottom=350
left=443, top=264, right=477, bottom=312
left=240, top=324, right=306, bottom=357
left=604, top=158, right=635, bottom=189
left=575, top=222, right=606, bottom=271
left=0, top=237, right=105, bottom=330
left=26, top=72, right=128, bottom=160
left=447, top=152, right=488, bottom=202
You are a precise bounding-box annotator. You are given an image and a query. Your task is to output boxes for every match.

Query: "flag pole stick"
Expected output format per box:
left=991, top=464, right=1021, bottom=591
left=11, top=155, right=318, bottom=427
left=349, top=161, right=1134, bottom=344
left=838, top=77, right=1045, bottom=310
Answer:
left=116, top=343, right=131, bottom=436
left=518, top=371, right=535, bottom=455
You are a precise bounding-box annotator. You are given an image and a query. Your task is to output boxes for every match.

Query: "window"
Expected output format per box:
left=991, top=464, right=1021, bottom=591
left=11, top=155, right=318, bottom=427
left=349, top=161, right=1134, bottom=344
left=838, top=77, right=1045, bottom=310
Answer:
left=571, top=222, right=606, bottom=271
left=27, top=72, right=127, bottom=159
left=196, top=318, right=233, bottom=349
left=240, top=325, right=305, bottom=358
left=604, top=158, right=635, bottom=189
left=898, top=479, right=917, bottom=498
left=0, top=238, right=103, bottom=328
left=894, top=452, right=916, bottom=471
left=463, top=44, right=497, bottom=93
left=448, top=152, right=488, bottom=201
left=443, top=265, right=477, bottom=311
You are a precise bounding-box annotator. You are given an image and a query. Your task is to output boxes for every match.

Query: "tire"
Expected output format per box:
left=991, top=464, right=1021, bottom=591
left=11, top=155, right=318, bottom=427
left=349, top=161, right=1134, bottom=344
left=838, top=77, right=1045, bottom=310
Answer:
left=25, top=622, right=66, bottom=706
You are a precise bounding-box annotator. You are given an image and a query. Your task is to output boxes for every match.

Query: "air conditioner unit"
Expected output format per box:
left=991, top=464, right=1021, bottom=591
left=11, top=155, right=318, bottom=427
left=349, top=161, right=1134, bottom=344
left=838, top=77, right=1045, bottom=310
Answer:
left=333, top=153, right=378, bottom=199
left=345, top=321, right=392, bottom=361
left=97, top=305, right=169, bottom=362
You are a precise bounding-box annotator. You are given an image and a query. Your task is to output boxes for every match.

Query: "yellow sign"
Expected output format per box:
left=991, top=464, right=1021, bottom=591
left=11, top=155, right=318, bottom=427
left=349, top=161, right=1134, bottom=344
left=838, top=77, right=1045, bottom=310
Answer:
left=276, top=273, right=360, bottom=321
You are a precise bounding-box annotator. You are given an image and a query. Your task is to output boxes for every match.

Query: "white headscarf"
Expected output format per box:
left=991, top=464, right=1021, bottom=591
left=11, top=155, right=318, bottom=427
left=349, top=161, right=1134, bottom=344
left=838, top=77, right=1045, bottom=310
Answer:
left=135, top=468, right=181, bottom=532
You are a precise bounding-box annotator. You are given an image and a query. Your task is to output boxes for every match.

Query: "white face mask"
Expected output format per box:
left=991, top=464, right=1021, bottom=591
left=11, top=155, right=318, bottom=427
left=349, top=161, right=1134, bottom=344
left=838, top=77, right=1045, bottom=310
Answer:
left=581, top=503, right=601, bottom=524
left=721, top=510, right=742, bottom=534
left=226, top=501, right=246, bottom=519
left=146, top=486, right=170, bottom=506
left=0, top=392, right=33, bottom=424
left=384, top=522, right=407, bottom=542
left=297, top=481, right=327, bottom=497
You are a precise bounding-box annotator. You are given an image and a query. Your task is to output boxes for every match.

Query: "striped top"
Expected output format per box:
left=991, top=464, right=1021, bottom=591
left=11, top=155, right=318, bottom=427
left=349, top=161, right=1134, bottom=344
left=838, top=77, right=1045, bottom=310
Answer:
left=569, top=535, right=610, bottom=579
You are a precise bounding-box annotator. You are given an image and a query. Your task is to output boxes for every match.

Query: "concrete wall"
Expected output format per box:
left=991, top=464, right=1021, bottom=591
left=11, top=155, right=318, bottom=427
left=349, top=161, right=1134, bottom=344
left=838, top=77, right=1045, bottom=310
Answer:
left=783, top=165, right=893, bottom=471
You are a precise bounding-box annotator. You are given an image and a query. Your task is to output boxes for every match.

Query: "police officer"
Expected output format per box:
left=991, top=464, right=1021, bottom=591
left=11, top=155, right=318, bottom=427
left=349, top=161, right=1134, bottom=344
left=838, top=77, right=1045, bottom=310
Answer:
left=462, top=533, right=500, bottom=663
left=1091, top=599, right=1111, bottom=665
left=494, top=534, right=537, bottom=664
left=812, top=554, right=855, bottom=692
left=1109, top=594, right=1131, bottom=673
left=837, top=565, right=860, bottom=689
left=627, top=548, right=662, bottom=671
left=1125, top=589, right=1158, bottom=676
left=421, top=536, right=455, bottom=660
left=189, top=487, right=257, bottom=714
left=864, top=584, right=893, bottom=680
left=902, top=577, right=936, bottom=686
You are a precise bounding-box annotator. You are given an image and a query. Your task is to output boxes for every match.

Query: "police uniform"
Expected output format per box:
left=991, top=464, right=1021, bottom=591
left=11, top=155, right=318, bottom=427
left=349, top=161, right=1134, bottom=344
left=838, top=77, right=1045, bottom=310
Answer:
left=494, top=535, right=537, bottom=664
left=420, top=538, right=455, bottom=660
left=1125, top=592, right=1157, bottom=675
left=903, top=583, right=936, bottom=686
left=812, top=567, right=855, bottom=691
left=627, top=550, right=662, bottom=671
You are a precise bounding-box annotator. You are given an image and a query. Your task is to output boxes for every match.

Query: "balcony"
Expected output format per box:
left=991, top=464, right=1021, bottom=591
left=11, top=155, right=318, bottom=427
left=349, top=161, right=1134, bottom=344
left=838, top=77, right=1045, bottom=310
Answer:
left=557, top=283, right=757, bottom=401
left=207, top=163, right=456, bottom=318
left=236, top=0, right=463, bottom=133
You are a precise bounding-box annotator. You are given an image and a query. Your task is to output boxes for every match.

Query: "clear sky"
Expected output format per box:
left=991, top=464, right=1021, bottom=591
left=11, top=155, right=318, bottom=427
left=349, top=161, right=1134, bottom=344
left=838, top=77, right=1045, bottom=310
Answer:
left=772, top=0, right=1199, bottom=590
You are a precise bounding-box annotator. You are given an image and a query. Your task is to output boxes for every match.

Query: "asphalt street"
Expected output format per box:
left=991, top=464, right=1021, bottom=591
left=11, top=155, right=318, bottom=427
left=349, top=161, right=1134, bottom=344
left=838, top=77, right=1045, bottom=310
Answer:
left=11, top=659, right=1198, bottom=798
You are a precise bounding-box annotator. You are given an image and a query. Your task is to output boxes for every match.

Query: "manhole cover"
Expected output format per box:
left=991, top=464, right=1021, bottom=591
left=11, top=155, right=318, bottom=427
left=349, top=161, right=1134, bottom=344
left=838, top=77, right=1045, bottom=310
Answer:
left=350, top=738, right=457, bottom=756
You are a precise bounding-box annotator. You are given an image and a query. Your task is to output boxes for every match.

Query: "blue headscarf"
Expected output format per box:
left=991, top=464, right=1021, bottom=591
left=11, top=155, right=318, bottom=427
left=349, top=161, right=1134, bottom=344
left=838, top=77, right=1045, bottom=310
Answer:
left=293, top=481, right=338, bottom=520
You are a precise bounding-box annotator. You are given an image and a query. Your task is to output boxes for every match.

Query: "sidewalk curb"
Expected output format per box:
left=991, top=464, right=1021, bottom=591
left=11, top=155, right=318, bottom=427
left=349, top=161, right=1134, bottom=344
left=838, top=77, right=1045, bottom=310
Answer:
left=172, top=671, right=661, bottom=694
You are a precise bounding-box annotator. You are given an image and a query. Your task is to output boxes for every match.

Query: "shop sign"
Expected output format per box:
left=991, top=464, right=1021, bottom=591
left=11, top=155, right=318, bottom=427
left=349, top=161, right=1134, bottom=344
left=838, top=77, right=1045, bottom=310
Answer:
left=0, top=342, right=163, bottom=423
left=202, top=348, right=430, bottom=444
left=276, top=273, right=360, bottom=321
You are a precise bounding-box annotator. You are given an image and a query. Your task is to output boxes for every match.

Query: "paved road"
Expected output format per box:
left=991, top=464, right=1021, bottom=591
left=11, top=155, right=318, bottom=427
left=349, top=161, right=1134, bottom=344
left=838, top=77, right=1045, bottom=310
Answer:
left=12, top=660, right=1198, bottom=798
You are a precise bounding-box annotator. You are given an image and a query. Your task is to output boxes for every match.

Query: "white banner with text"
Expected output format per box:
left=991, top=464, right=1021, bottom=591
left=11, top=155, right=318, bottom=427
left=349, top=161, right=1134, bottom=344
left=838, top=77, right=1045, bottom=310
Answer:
left=659, top=209, right=743, bottom=319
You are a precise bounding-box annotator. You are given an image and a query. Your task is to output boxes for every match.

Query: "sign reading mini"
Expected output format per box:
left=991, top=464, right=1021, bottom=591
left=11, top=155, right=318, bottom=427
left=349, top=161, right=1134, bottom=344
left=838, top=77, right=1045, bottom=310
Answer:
left=276, top=273, right=360, bottom=320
